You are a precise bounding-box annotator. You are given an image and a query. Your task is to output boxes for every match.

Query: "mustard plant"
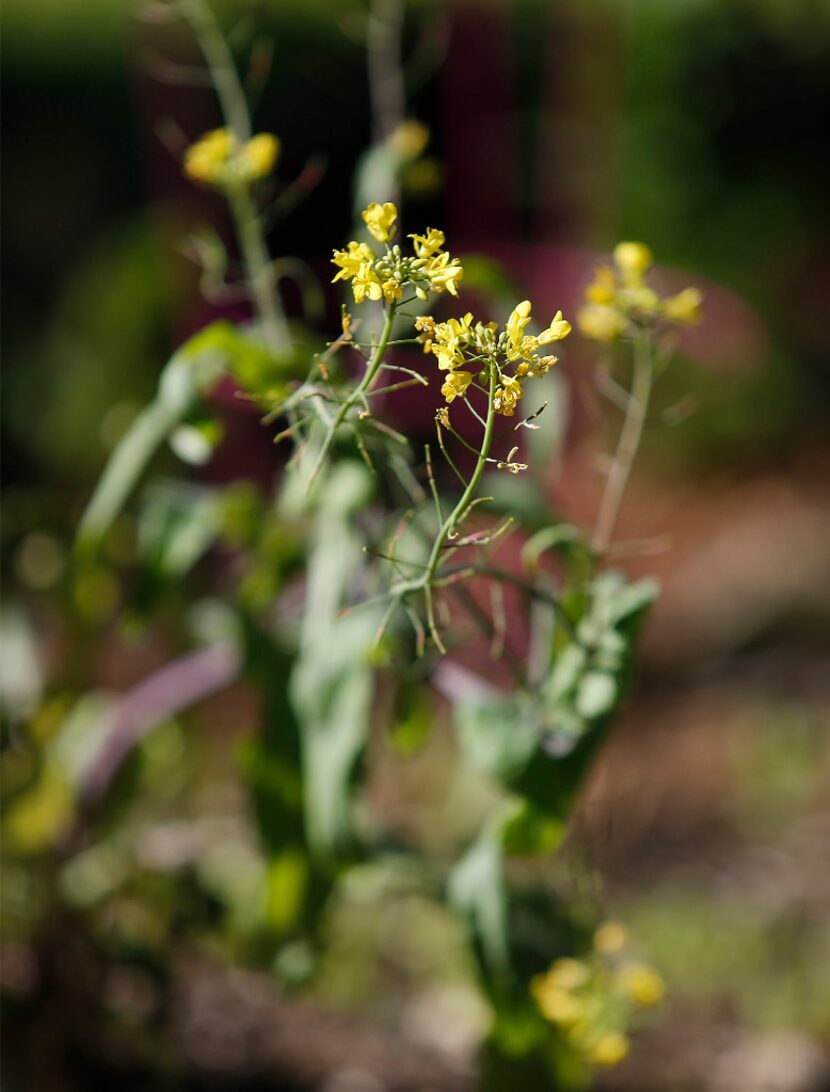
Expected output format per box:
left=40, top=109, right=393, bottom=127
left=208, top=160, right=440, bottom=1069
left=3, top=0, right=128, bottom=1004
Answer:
left=78, top=2, right=703, bottom=1085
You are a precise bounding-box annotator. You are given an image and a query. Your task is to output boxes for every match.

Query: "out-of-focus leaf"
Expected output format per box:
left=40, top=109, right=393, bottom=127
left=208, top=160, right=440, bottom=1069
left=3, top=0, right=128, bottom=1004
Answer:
left=448, top=811, right=511, bottom=982
left=0, top=606, right=43, bottom=723
left=388, top=683, right=433, bottom=756
left=76, top=323, right=231, bottom=553
left=575, top=671, right=618, bottom=720
left=501, top=802, right=564, bottom=856
left=454, top=694, right=538, bottom=784
left=2, top=763, right=74, bottom=856
left=289, top=462, right=380, bottom=858
left=136, top=481, right=221, bottom=579
left=541, top=571, right=658, bottom=751
left=521, top=524, right=594, bottom=579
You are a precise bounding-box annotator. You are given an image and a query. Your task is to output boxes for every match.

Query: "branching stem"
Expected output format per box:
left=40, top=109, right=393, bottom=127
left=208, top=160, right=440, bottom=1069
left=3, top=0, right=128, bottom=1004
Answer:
left=307, top=303, right=398, bottom=485
left=592, top=335, right=654, bottom=556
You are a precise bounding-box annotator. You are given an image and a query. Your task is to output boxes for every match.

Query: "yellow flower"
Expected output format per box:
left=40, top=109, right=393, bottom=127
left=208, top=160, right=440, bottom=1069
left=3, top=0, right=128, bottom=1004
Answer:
left=613, top=242, right=653, bottom=286
left=237, top=133, right=280, bottom=181
left=415, top=315, right=436, bottom=352
left=332, top=240, right=375, bottom=279
left=590, top=1032, right=630, bottom=1067
left=332, top=240, right=383, bottom=303
left=409, top=227, right=446, bottom=259
left=379, top=279, right=401, bottom=304
left=528, top=354, right=558, bottom=377
left=586, top=264, right=617, bottom=305
left=441, top=370, right=473, bottom=403
left=594, top=921, right=628, bottom=954
left=506, top=300, right=533, bottom=358
left=537, top=309, right=572, bottom=345
left=435, top=406, right=451, bottom=428
left=390, top=119, right=430, bottom=160
left=184, top=129, right=280, bottom=187
left=184, top=128, right=234, bottom=185
left=431, top=313, right=474, bottom=370
left=534, top=983, right=585, bottom=1026
left=422, top=250, right=464, bottom=296
left=362, top=201, right=398, bottom=242
left=663, top=286, right=703, bottom=324
left=548, top=958, right=591, bottom=991
left=578, top=304, right=627, bottom=343
left=619, top=964, right=665, bottom=1007
left=493, top=375, right=523, bottom=416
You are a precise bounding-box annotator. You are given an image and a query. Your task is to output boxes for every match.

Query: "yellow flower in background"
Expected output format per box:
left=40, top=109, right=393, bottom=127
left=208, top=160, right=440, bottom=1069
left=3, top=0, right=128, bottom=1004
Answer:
left=390, top=119, right=430, bottom=160
left=580, top=241, right=703, bottom=341
left=613, top=241, right=653, bottom=285
left=547, top=958, right=591, bottom=990
left=184, top=128, right=234, bottom=185
left=441, top=370, right=473, bottom=403
left=663, top=286, right=703, bottom=324
left=237, top=133, right=280, bottom=181
left=619, top=964, right=665, bottom=1007
left=594, top=921, right=628, bottom=954
left=183, top=128, right=280, bottom=187
left=362, top=201, right=398, bottom=242
left=591, top=1032, right=630, bottom=1067
left=586, top=264, right=617, bottom=305
left=578, top=304, right=627, bottom=342
left=532, top=925, right=664, bottom=1073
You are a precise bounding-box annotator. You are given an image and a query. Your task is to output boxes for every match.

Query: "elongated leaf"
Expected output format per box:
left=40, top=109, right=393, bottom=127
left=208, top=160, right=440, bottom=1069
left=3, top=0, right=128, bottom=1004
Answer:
left=448, top=812, right=511, bottom=982
left=289, top=462, right=380, bottom=858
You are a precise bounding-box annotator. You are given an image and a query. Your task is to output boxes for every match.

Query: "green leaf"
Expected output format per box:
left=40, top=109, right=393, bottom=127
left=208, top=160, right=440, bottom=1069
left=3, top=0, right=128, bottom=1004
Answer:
left=575, top=671, right=618, bottom=720
left=289, top=463, right=380, bottom=859
left=76, top=322, right=232, bottom=553
left=454, top=694, right=538, bottom=784
left=448, top=813, right=511, bottom=981
left=137, top=481, right=221, bottom=579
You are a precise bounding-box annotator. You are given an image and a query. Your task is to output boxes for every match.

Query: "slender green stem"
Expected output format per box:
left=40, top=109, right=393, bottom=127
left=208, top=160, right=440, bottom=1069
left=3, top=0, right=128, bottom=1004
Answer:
left=592, top=335, right=654, bottom=556
left=228, top=186, right=289, bottom=351
left=394, top=361, right=497, bottom=638
left=178, top=0, right=251, bottom=144
left=180, top=0, right=289, bottom=350
left=307, top=304, right=397, bottom=485
left=425, top=361, right=498, bottom=576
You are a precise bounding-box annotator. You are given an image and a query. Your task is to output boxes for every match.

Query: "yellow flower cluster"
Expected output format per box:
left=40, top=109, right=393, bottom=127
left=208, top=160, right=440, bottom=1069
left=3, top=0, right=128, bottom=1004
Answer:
left=531, top=921, right=664, bottom=1069
left=332, top=203, right=463, bottom=306
left=416, top=300, right=571, bottom=416
left=183, top=129, right=280, bottom=189
left=579, top=242, right=703, bottom=342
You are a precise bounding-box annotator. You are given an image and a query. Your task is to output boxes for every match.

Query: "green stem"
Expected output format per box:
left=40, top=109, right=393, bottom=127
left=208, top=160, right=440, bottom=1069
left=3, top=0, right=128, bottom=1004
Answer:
left=228, top=186, right=289, bottom=351
left=180, top=0, right=289, bottom=350
left=307, top=303, right=397, bottom=485
left=424, top=362, right=498, bottom=580
left=179, top=0, right=251, bottom=144
left=592, top=334, right=654, bottom=556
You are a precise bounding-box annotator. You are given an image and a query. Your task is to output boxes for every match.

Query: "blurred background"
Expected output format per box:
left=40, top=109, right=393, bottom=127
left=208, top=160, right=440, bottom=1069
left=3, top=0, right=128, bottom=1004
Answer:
left=2, top=1, right=830, bottom=1089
